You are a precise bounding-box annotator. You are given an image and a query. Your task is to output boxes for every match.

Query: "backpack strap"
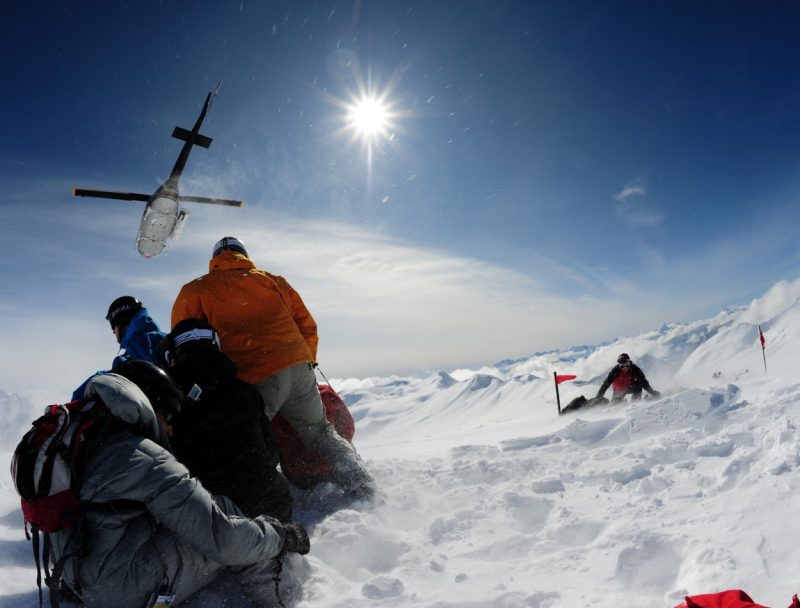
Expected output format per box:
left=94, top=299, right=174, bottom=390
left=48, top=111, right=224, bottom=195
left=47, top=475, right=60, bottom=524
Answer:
left=29, top=525, right=74, bottom=608
left=31, top=526, right=44, bottom=608
left=44, top=533, right=69, bottom=608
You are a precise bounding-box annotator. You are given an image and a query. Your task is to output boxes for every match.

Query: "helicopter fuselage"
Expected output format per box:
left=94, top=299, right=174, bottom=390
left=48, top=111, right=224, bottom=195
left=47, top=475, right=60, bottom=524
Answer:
left=136, top=181, right=182, bottom=258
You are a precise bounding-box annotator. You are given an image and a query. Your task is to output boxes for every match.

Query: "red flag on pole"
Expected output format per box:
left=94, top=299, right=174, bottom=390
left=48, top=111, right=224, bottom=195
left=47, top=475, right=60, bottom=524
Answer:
left=758, top=325, right=767, bottom=374
left=553, top=372, right=577, bottom=415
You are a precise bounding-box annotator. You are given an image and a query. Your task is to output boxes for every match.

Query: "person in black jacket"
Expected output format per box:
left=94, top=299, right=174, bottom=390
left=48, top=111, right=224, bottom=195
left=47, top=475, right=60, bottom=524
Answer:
left=158, top=318, right=293, bottom=522
left=596, top=353, right=661, bottom=402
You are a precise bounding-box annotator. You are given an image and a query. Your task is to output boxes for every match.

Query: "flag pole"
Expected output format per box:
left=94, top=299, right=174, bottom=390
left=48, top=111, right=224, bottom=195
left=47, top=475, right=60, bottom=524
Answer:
left=554, top=371, right=561, bottom=415
left=759, top=325, right=767, bottom=374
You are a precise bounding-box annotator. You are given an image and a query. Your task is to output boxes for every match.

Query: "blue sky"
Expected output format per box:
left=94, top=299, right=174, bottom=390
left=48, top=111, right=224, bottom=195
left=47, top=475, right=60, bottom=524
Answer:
left=3, top=1, right=800, bottom=397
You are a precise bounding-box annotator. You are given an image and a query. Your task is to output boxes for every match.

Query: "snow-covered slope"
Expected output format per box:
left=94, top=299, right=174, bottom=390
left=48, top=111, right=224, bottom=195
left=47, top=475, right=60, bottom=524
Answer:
left=2, top=278, right=800, bottom=607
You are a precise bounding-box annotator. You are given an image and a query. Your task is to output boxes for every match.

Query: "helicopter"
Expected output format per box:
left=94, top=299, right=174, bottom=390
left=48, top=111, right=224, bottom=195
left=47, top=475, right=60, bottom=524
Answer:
left=73, top=84, right=243, bottom=258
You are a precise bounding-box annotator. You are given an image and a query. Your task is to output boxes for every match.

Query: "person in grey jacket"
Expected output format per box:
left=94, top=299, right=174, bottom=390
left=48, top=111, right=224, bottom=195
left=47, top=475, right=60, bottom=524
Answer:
left=51, top=373, right=309, bottom=608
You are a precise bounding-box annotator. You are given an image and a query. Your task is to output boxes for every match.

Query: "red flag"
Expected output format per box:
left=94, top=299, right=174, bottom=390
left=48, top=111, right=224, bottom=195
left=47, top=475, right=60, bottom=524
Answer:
left=555, top=374, right=577, bottom=385
left=759, top=325, right=765, bottom=351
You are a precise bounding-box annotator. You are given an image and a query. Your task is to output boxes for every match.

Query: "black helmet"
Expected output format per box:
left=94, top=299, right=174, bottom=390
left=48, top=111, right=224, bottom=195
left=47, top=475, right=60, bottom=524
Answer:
left=106, top=296, right=143, bottom=329
left=161, top=318, right=221, bottom=367
left=617, top=353, right=631, bottom=365
left=114, top=360, right=183, bottom=417
left=212, top=236, right=248, bottom=258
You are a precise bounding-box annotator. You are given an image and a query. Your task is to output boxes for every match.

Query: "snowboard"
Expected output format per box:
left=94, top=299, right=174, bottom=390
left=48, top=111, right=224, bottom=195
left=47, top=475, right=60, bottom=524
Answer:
left=560, top=395, right=608, bottom=415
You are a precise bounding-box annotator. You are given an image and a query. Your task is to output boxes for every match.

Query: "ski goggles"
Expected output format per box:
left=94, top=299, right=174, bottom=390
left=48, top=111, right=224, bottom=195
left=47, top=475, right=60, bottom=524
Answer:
left=172, top=328, right=220, bottom=349
left=162, top=328, right=221, bottom=367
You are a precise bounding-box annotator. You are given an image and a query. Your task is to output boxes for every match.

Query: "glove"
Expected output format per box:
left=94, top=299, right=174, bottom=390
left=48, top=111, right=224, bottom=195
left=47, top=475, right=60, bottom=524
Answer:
left=266, top=518, right=310, bottom=556
left=282, top=522, right=310, bottom=555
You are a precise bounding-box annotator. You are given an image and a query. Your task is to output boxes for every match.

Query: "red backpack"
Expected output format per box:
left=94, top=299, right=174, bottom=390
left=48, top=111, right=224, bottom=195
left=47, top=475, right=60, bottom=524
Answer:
left=271, top=384, right=355, bottom=487
left=11, top=399, right=109, bottom=607
left=675, top=589, right=800, bottom=608
left=12, top=399, right=109, bottom=532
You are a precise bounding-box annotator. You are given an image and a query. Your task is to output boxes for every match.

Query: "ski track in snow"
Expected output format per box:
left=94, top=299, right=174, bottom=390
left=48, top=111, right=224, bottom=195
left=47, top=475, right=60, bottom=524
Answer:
left=2, top=279, right=800, bottom=607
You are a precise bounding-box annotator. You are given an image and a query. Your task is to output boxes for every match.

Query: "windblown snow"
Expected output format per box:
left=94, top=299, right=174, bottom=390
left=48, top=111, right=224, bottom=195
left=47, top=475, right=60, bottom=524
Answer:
left=2, top=279, right=800, bottom=607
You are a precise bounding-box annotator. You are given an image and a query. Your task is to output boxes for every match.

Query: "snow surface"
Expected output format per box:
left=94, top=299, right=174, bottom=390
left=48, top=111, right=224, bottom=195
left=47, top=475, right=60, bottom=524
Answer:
left=2, top=279, right=800, bottom=607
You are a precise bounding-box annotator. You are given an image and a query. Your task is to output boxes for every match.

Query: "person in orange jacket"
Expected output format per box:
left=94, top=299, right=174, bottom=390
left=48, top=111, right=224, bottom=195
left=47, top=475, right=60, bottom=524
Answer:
left=171, top=236, right=375, bottom=500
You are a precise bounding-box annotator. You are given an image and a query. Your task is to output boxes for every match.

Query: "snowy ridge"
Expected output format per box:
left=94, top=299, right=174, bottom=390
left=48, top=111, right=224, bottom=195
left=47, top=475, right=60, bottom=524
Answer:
left=2, top=278, right=800, bottom=606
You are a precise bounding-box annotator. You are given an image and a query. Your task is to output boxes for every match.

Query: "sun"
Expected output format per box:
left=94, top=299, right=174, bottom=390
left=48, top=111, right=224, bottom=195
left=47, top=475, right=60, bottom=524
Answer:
left=347, top=96, right=389, bottom=137
left=320, top=66, right=408, bottom=181
left=346, top=95, right=390, bottom=139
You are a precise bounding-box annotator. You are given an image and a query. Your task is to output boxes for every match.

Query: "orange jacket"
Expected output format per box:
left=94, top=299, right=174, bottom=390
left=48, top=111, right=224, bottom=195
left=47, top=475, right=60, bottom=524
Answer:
left=171, top=251, right=318, bottom=384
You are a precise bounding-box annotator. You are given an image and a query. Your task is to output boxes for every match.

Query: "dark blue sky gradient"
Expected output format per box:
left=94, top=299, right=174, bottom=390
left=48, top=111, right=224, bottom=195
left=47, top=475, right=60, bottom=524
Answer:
left=7, top=3, right=800, bottom=244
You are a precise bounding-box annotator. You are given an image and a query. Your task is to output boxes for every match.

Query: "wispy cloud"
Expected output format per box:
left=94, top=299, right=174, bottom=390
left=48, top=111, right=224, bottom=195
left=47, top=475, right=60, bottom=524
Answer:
left=613, top=181, right=664, bottom=228
left=160, top=210, right=708, bottom=378
left=0, top=204, right=652, bottom=394
left=614, top=185, right=647, bottom=202
left=2, top=193, right=798, bottom=398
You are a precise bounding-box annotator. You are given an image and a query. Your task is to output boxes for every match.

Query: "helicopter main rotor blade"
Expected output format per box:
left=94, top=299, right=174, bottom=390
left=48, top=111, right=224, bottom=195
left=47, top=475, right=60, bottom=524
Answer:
left=73, top=188, right=151, bottom=202
left=179, top=195, right=243, bottom=207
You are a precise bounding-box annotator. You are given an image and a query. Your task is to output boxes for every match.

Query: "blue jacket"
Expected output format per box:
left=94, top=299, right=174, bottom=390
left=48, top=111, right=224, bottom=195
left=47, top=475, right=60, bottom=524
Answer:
left=72, top=308, right=166, bottom=400
left=112, top=307, right=167, bottom=368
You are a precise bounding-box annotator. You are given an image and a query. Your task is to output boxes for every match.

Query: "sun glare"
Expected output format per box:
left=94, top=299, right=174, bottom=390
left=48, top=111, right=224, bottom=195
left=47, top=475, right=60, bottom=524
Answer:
left=324, top=68, right=407, bottom=181
left=347, top=96, right=389, bottom=138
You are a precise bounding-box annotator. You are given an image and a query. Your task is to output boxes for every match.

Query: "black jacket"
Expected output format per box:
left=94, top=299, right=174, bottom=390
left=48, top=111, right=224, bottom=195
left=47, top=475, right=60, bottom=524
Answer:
left=597, top=363, right=657, bottom=399
left=169, top=348, right=293, bottom=522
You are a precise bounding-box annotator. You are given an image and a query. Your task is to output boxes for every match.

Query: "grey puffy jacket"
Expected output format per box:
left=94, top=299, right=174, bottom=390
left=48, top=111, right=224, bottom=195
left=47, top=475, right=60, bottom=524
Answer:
left=50, top=374, right=284, bottom=608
